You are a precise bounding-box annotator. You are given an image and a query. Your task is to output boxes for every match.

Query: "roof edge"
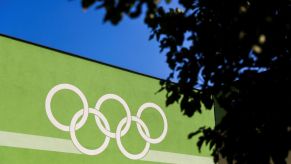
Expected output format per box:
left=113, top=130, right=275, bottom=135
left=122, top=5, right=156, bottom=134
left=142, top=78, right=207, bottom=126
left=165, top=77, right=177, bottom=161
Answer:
left=0, top=33, right=164, bottom=81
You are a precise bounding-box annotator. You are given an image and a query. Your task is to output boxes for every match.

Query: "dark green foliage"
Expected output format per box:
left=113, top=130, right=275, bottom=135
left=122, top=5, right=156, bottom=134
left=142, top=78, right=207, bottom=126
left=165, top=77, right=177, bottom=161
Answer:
left=81, top=0, right=291, bottom=163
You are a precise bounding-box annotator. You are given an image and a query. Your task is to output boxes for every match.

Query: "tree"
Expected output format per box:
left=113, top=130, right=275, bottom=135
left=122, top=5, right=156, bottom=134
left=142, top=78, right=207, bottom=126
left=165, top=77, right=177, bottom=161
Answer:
left=81, top=0, right=291, bottom=163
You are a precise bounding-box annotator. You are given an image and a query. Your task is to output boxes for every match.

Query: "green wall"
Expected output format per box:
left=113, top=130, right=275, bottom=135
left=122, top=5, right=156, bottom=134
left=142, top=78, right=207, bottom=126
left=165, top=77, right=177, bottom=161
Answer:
left=0, top=35, right=215, bottom=163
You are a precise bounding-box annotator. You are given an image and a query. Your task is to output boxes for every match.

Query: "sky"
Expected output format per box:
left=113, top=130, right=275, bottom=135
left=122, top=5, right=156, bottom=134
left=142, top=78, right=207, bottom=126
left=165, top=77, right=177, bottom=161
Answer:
left=0, top=0, right=172, bottom=79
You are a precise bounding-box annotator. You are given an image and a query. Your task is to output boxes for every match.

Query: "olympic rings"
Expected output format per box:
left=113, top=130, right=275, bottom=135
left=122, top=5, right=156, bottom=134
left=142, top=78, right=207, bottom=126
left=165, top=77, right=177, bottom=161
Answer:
left=45, top=83, right=168, bottom=160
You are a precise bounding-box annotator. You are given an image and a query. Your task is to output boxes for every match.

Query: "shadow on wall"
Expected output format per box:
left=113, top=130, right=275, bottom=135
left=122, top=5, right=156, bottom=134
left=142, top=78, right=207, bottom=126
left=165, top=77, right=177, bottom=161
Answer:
left=218, top=152, right=291, bottom=164
left=214, top=103, right=291, bottom=164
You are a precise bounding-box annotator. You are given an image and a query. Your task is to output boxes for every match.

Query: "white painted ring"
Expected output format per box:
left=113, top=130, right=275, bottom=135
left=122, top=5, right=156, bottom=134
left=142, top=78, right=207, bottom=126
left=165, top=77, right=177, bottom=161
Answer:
left=116, top=116, right=150, bottom=160
left=69, top=108, right=110, bottom=155
left=45, top=84, right=89, bottom=132
left=136, top=103, right=168, bottom=144
left=94, top=94, right=132, bottom=138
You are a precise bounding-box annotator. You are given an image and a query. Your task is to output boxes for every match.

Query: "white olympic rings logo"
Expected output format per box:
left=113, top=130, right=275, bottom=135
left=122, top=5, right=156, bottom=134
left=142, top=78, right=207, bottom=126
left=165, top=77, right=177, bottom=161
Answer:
left=45, top=84, right=168, bottom=160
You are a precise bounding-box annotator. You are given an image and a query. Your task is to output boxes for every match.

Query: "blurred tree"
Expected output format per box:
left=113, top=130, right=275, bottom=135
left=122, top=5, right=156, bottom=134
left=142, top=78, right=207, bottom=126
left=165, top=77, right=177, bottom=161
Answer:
left=81, top=0, right=291, bottom=163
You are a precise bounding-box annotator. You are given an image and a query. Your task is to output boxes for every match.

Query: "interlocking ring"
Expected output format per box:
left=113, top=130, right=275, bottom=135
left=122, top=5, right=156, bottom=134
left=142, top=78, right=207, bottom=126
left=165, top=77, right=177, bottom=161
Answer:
left=45, top=83, right=168, bottom=160
left=45, top=84, right=89, bottom=132
left=70, top=108, right=110, bottom=155
left=94, top=94, right=132, bottom=138
left=116, top=116, right=150, bottom=160
left=136, top=103, right=168, bottom=144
